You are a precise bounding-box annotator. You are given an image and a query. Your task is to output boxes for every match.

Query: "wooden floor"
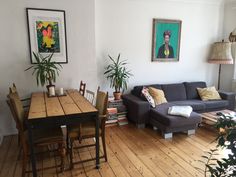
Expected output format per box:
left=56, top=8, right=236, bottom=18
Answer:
left=0, top=124, right=219, bottom=177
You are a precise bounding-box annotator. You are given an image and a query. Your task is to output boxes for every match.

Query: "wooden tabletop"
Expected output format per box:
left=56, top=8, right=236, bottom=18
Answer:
left=201, top=109, right=236, bottom=124
left=28, top=89, right=97, bottom=120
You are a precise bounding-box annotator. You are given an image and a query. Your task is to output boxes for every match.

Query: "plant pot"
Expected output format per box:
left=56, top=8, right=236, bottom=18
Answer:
left=113, top=92, right=122, bottom=100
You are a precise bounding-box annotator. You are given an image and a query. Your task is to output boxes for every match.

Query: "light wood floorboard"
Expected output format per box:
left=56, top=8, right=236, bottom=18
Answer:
left=0, top=124, right=218, bottom=177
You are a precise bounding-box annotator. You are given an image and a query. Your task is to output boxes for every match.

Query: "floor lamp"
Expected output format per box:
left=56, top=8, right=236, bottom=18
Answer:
left=208, top=41, right=234, bottom=90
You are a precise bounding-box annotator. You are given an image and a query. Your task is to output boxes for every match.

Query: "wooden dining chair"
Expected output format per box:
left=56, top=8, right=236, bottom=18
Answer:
left=68, top=87, right=108, bottom=168
left=79, top=81, right=86, bottom=96
left=10, top=83, right=31, bottom=103
left=7, top=93, right=65, bottom=177
left=9, top=83, right=31, bottom=146
left=85, top=89, right=95, bottom=105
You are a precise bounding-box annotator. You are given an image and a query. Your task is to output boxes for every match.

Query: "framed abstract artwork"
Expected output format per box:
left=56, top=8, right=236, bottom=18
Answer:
left=152, top=19, right=182, bottom=62
left=26, top=8, right=68, bottom=64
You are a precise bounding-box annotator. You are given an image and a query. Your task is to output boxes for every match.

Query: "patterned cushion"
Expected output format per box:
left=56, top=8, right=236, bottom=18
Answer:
left=141, top=87, right=155, bottom=108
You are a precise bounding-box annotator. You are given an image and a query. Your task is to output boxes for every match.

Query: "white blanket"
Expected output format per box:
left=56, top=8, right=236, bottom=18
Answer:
left=168, top=106, right=193, bottom=118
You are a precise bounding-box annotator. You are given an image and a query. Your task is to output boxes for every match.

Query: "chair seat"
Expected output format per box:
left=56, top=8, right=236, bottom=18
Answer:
left=25, top=127, right=64, bottom=145
left=68, top=122, right=101, bottom=139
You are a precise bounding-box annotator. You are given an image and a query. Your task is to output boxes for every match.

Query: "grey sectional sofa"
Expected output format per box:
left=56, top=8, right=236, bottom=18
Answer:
left=122, top=81, right=235, bottom=138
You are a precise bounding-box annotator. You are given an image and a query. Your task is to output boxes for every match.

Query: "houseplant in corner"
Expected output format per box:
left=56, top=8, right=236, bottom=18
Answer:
left=199, top=114, right=236, bottom=176
left=104, top=54, right=132, bottom=100
left=25, top=52, right=62, bottom=92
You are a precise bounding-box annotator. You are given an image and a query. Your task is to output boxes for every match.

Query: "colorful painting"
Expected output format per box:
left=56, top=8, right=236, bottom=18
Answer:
left=26, top=8, right=68, bottom=64
left=36, top=21, right=60, bottom=53
left=152, top=19, right=182, bottom=62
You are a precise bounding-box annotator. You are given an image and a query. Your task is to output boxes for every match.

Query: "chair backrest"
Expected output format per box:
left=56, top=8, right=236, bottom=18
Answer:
left=95, top=87, right=108, bottom=116
left=9, top=83, right=19, bottom=95
left=7, top=93, right=25, bottom=132
left=79, top=81, right=86, bottom=96
left=6, top=99, right=20, bottom=131
left=85, top=90, right=95, bottom=105
left=7, top=93, right=28, bottom=154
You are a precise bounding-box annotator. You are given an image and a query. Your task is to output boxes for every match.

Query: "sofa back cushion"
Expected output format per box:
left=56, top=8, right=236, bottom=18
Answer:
left=131, top=86, right=143, bottom=98
left=131, top=84, right=162, bottom=99
left=184, top=81, right=206, bottom=99
left=161, top=83, right=187, bottom=101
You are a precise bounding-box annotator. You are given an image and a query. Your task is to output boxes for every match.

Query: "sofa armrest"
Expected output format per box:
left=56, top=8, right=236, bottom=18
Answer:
left=219, top=91, right=235, bottom=110
left=122, top=94, right=150, bottom=127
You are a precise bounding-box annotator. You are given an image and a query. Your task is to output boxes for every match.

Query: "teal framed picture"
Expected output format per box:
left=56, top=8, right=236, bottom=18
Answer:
left=152, top=19, right=182, bottom=62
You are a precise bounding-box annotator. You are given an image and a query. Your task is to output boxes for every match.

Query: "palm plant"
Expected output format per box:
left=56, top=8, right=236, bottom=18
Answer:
left=198, top=114, right=236, bottom=176
left=104, top=54, right=132, bottom=95
left=25, top=52, right=62, bottom=87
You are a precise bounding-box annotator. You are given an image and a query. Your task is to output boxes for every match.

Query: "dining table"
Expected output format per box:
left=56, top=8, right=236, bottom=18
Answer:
left=26, top=89, right=99, bottom=177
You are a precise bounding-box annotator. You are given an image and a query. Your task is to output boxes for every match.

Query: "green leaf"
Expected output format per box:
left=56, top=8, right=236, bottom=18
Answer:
left=201, top=155, right=209, bottom=159
left=25, top=52, right=61, bottom=86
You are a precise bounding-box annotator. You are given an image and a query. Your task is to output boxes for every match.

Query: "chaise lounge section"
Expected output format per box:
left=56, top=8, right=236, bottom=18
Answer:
left=123, top=81, right=235, bottom=138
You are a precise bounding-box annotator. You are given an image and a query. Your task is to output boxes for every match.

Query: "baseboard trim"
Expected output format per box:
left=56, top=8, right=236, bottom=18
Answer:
left=3, top=129, right=18, bottom=136
left=0, top=130, right=18, bottom=145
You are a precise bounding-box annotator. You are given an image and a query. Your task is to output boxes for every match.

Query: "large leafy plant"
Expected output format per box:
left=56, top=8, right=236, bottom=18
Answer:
left=25, top=52, right=62, bottom=86
left=199, top=114, right=236, bottom=176
left=104, top=54, right=132, bottom=93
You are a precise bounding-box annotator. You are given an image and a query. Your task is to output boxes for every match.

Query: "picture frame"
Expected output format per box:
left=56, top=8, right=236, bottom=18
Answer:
left=152, top=19, right=182, bottom=62
left=26, top=8, right=68, bottom=64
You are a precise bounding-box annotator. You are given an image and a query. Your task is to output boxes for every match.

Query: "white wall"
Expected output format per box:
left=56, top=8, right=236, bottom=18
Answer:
left=0, top=0, right=97, bottom=136
left=221, top=0, right=236, bottom=91
left=95, top=0, right=224, bottom=93
left=0, top=0, right=226, bottom=137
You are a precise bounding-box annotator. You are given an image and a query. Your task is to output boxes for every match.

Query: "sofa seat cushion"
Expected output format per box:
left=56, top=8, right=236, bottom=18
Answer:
left=203, top=100, right=229, bottom=110
left=150, top=103, right=202, bottom=128
left=171, top=100, right=205, bottom=111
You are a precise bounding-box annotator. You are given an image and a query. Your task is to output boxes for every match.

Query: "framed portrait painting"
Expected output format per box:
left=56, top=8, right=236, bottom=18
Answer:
left=26, top=8, right=68, bottom=64
left=152, top=19, right=182, bottom=62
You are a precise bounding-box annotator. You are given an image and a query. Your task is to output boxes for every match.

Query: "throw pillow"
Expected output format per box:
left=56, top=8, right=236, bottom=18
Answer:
left=197, top=86, right=221, bottom=101
left=141, top=87, right=155, bottom=108
left=148, top=87, right=167, bottom=105
left=168, top=106, right=193, bottom=118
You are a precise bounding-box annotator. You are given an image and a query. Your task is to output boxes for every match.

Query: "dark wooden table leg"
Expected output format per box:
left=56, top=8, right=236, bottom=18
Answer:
left=27, top=123, right=37, bottom=177
left=95, top=114, right=100, bottom=169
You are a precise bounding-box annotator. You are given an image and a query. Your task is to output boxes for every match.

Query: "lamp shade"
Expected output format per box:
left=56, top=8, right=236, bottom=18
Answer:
left=208, top=41, right=233, bottom=64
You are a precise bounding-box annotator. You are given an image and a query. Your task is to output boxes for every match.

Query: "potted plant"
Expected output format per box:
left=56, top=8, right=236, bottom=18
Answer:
left=198, top=114, right=236, bottom=176
left=104, top=54, right=132, bottom=100
left=25, top=52, right=62, bottom=91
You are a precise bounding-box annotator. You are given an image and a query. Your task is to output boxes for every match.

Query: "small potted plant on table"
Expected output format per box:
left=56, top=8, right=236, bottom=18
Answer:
left=104, top=54, right=132, bottom=100
left=25, top=52, right=62, bottom=95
